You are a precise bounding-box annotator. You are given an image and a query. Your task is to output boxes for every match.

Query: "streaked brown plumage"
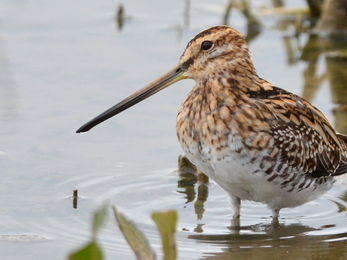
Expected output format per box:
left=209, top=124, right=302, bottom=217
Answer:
left=77, top=25, right=347, bottom=218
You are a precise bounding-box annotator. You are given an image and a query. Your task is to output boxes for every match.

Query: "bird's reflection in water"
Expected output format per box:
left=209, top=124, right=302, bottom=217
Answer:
left=187, top=227, right=346, bottom=260
left=177, top=155, right=209, bottom=221
left=189, top=222, right=318, bottom=241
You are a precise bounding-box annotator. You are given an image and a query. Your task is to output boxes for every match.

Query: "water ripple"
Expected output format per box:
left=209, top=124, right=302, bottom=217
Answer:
left=23, top=167, right=347, bottom=259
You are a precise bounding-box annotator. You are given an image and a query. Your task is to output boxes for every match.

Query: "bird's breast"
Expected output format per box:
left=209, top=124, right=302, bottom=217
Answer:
left=175, top=87, right=278, bottom=176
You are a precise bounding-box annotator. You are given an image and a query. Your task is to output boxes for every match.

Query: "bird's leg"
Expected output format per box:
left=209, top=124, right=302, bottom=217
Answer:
left=228, top=194, right=241, bottom=218
left=228, top=194, right=241, bottom=232
left=229, top=216, right=241, bottom=233
left=271, top=208, right=280, bottom=219
left=271, top=216, right=280, bottom=229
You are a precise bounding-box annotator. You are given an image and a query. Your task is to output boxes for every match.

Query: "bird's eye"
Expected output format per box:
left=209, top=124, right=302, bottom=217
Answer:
left=201, top=41, right=213, bottom=51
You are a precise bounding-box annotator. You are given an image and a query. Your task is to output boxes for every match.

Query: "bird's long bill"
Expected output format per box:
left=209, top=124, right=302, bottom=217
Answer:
left=76, top=65, right=185, bottom=133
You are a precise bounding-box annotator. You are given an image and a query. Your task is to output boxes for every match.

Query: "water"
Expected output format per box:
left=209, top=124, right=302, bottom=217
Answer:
left=1, top=0, right=347, bottom=259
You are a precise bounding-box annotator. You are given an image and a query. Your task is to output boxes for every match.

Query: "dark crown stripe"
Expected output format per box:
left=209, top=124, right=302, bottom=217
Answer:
left=186, top=26, right=229, bottom=47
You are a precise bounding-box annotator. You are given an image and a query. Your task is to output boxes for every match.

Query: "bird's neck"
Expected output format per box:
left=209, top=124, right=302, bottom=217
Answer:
left=199, top=67, right=272, bottom=95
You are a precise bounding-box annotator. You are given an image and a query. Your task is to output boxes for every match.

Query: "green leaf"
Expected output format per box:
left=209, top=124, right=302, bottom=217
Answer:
left=68, top=241, right=103, bottom=260
left=92, top=205, right=108, bottom=237
left=151, top=211, right=177, bottom=260
left=113, top=206, right=156, bottom=260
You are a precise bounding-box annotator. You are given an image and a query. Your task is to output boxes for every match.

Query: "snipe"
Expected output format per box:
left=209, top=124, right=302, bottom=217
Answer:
left=77, top=26, right=347, bottom=218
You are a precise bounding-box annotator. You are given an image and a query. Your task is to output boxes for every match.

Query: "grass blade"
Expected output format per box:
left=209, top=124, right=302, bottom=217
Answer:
left=68, top=241, right=103, bottom=260
left=113, top=206, right=156, bottom=260
left=151, top=211, right=177, bottom=260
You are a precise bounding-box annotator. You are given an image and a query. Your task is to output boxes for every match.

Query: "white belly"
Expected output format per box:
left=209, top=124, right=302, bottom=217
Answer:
left=183, top=148, right=334, bottom=211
